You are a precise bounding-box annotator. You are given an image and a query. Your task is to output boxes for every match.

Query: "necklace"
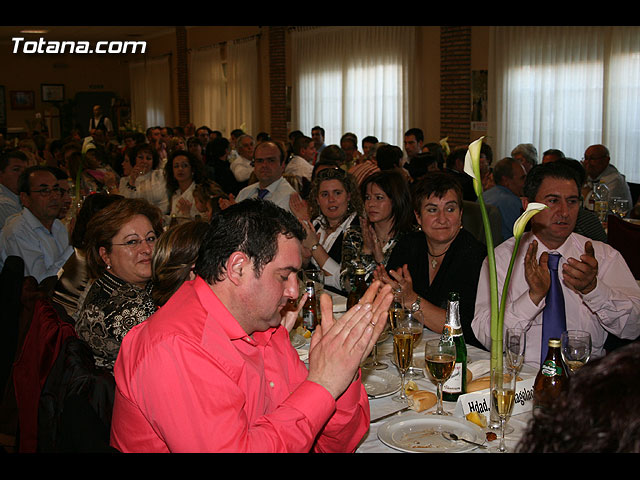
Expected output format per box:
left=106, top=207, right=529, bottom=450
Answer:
left=427, top=247, right=449, bottom=269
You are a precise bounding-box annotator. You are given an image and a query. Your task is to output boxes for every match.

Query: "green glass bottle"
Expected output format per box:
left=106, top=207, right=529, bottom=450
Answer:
left=440, top=291, right=467, bottom=402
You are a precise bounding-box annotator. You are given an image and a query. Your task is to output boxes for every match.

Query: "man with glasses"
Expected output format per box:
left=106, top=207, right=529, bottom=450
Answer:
left=0, top=166, right=73, bottom=282
left=233, top=140, right=296, bottom=213
left=581, top=144, right=633, bottom=209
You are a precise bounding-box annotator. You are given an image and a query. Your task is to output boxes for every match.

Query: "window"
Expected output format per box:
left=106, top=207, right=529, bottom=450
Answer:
left=291, top=26, right=415, bottom=148
left=490, top=26, right=640, bottom=183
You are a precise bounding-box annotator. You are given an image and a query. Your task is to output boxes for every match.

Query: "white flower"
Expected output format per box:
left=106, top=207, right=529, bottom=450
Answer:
left=513, top=202, right=548, bottom=239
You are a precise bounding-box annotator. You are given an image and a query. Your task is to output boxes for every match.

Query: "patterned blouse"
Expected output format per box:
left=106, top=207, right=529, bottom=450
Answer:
left=75, top=270, right=156, bottom=371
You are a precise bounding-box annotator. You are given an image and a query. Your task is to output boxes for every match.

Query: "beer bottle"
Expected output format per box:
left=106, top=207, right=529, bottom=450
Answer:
left=302, top=281, right=318, bottom=331
left=346, top=265, right=367, bottom=310
left=440, top=292, right=467, bottom=402
left=533, top=338, right=568, bottom=412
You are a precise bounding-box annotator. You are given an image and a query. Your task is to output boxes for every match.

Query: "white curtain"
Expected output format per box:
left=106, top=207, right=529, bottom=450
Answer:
left=226, top=38, right=258, bottom=136
left=129, top=56, right=172, bottom=129
left=189, top=45, right=227, bottom=132
left=291, top=26, right=415, bottom=147
left=489, top=26, right=640, bottom=183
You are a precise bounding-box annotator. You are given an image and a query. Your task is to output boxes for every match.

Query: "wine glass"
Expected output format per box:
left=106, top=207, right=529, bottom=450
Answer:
left=385, top=286, right=405, bottom=359
left=612, top=198, right=630, bottom=218
left=391, top=326, right=414, bottom=403
left=490, top=366, right=518, bottom=453
left=424, top=338, right=456, bottom=415
left=362, top=324, right=389, bottom=371
left=561, top=330, right=591, bottom=374
left=505, top=327, right=526, bottom=373
left=402, top=310, right=425, bottom=379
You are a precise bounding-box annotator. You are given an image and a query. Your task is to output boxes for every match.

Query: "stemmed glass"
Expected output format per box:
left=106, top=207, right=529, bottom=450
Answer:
left=424, top=338, right=456, bottom=415
left=385, top=286, right=405, bottom=359
left=404, top=310, right=425, bottom=379
left=561, top=330, right=592, bottom=374
left=490, top=366, right=518, bottom=453
left=362, top=325, right=389, bottom=371
left=612, top=198, right=630, bottom=218
left=391, top=325, right=414, bottom=403
left=505, top=327, right=526, bottom=374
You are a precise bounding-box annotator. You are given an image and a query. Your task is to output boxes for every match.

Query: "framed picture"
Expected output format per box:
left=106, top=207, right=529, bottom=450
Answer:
left=41, top=84, right=65, bottom=102
left=10, top=90, right=35, bottom=110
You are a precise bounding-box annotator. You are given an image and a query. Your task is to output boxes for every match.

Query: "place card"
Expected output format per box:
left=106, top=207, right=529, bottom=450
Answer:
left=453, top=377, right=535, bottom=420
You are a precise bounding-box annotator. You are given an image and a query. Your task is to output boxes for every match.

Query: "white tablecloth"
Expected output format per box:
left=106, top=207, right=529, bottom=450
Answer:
left=355, top=330, right=537, bottom=453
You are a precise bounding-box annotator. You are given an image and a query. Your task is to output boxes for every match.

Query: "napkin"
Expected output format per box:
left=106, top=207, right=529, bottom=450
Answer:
left=468, top=359, right=491, bottom=380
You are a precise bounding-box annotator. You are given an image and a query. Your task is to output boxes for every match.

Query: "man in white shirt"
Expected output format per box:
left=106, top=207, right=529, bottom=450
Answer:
left=89, top=105, right=113, bottom=134
left=285, top=135, right=315, bottom=183
left=0, top=166, right=73, bottom=282
left=235, top=140, right=295, bottom=213
left=581, top=144, right=633, bottom=208
left=472, top=161, right=640, bottom=366
left=0, top=150, right=27, bottom=233
left=230, top=134, right=255, bottom=184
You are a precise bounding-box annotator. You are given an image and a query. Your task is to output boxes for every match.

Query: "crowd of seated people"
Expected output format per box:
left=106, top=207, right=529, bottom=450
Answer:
left=1, top=121, right=639, bottom=453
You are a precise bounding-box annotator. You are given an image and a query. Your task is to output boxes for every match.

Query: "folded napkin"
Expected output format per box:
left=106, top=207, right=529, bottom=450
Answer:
left=468, top=359, right=491, bottom=380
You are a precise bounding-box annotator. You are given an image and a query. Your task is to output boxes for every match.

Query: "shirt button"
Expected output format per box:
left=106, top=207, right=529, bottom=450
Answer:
left=269, top=381, right=275, bottom=388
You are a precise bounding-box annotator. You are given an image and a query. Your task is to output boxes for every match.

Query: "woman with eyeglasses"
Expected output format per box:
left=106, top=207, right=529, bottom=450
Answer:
left=296, top=167, right=364, bottom=294
left=75, top=197, right=164, bottom=371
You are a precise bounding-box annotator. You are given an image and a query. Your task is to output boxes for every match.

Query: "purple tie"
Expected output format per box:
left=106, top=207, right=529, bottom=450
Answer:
left=258, top=188, right=269, bottom=199
left=541, top=253, right=566, bottom=363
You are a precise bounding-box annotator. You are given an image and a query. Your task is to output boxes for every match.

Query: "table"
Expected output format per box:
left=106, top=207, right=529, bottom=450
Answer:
left=355, top=330, right=538, bottom=453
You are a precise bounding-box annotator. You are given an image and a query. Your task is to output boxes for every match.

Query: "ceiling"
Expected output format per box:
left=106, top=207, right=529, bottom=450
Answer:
left=0, top=26, right=178, bottom=46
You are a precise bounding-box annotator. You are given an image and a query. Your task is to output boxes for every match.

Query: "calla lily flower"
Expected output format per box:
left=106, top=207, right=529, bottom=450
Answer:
left=512, top=202, right=548, bottom=239
left=439, top=136, right=451, bottom=156
left=464, top=136, right=485, bottom=197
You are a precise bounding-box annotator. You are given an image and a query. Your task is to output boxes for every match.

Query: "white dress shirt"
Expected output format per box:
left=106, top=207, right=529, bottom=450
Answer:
left=0, top=207, right=73, bottom=282
left=472, top=231, right=640, bottom=366
left=285, top=155, right=314, bottom=182
left=119, top=169, right=169, bottom=215
left=230, top=155, right=253, bottom=183
left=0, top=184, right=22, bottom=233
left=235, top=176, right=296, bottom=213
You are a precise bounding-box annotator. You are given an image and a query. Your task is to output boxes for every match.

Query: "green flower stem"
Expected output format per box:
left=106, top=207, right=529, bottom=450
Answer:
left=476, top=191, right=501, bottom=373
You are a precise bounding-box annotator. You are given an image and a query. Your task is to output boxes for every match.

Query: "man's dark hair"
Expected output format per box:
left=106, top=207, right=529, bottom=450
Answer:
left=543, top=148, right=565, bottom=159
left=404, top=128, right=424, bottom=143
left=376, top=145, right=403, bottom=170
left=340, top=132, right=358, bottom=149
left=445, top=147, right=467, bottom=170
left=362, top=136, right=379, bottom=147
left=523, top=161, right=581, bottom=202
left=18, top=165, right=55, bottom=195
left=196, top=199, right=305, bottom=283
left=293, top=135, right=313, bottom=155
left=492, top=157, right=518, bottom=185
left=311, top=125, right=325, bottom=137
left=0, top=149, right=28, bottom=172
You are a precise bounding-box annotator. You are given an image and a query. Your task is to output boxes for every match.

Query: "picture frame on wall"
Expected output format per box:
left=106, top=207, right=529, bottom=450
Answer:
left=41, top=84, right=65, bottom=103
left=10, top=90, right=35, bottom=110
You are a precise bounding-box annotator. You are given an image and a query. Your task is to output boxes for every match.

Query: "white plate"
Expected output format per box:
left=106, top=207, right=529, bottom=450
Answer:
left=290, top=332, right=307, bottom=349
left=361, top=369, right=402, bottom=398
left=377, top=415, right=485, bottom=453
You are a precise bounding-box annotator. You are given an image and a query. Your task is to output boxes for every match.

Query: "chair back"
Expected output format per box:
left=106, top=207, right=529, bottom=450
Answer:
left=607, top=214, right=640, bottom=279
left=0, top=256, right=25, bottom=395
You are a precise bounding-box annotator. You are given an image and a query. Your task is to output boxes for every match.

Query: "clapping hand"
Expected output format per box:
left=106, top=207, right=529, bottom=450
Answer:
left=524, top=240, right=550, bottom=306
left=306, top=281, right=393, bottom=399
left=562, top=241, right=598, bottom=295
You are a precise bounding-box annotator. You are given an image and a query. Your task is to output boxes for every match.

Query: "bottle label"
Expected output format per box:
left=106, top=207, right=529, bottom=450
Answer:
left=303, top=310, right=315, bottom=331
left=541, top=360, right=562, bottom=377
left=443, top=362, right=463, bottom=393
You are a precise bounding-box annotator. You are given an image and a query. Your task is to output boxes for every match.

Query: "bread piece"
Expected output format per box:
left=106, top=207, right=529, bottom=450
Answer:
left=407, top=390, right=437, bottom=412
left=466, top=373, right=522, bottom=393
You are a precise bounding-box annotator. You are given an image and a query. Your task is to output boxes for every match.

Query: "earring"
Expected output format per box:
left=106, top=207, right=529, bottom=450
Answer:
left=106, top=264, right=111, bottom=270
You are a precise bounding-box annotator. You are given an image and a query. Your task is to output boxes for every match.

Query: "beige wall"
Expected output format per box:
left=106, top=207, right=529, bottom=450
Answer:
left=1, top=26, right=491, bottom=145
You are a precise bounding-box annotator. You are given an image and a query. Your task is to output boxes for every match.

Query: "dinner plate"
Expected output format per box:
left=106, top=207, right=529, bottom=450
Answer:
left=290, top=332, right=307, bottom=349
left=361, top=369, right=402, bottom=398
left=377, top=415, right=485, bottom=453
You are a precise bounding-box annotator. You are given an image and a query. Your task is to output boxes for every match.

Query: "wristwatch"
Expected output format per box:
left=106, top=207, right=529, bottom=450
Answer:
left=311, top=243, right=320, bottom=252
left=410, top=296, right=421, bottom=312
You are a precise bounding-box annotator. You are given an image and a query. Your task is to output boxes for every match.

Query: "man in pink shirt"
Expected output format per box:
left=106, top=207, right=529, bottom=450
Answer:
left=110, top=199, right=392, bottom=452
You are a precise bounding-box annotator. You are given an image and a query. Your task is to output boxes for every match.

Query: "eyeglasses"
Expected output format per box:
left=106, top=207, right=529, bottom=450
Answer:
left=112, top=235, right=157, bottom=249
left=31, top=186, right=64, bottom=196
